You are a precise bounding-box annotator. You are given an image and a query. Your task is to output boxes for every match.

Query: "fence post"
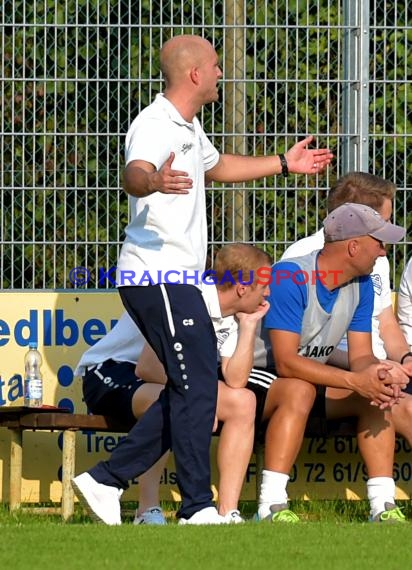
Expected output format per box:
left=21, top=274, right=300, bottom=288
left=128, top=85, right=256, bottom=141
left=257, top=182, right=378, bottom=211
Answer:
left=342, top=0, right=370, bottom=173
left=224, top=0, right=248, bottom=242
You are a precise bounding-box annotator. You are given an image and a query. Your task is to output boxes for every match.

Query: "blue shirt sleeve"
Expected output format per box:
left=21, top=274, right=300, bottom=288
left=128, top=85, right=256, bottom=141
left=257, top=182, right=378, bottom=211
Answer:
left=264, top=261, right=308, bottom=333
left=264, top=263, right=373, bottom=335
left=347, top=275, right=374, bottom=333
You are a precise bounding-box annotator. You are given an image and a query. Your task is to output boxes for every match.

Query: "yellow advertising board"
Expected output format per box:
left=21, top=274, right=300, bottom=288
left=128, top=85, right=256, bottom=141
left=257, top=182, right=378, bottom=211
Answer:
left=0, top=291, right=411, bottom=504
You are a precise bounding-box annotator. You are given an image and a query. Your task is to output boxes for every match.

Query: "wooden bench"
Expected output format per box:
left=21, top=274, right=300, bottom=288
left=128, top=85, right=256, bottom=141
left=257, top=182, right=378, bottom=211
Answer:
left=0, top=407, right=132, bottom=520
left=0, top=406, right=358, bottom=521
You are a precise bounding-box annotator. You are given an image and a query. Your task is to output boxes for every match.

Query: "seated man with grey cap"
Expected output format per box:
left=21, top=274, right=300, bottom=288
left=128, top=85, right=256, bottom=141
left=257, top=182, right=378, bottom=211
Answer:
left=250, top=202, right=410, bottom=523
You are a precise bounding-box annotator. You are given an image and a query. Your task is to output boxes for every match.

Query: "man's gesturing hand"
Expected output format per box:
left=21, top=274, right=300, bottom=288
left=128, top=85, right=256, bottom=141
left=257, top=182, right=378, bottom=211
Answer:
left=152, top=152, right=193, bottom=194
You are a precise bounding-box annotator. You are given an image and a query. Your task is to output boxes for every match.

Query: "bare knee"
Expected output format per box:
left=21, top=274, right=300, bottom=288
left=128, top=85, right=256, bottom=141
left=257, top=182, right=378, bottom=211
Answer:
left=131, top=383, right=164, bottom=418
left=264, top=378, right=316, bottom=419
left=217, top=386, right=256, bottom=423
left=390, top=394, right=412, bottom=441
left=289, top=380, right=317, bottom=415
left=395, top=394, right=412, bottom=418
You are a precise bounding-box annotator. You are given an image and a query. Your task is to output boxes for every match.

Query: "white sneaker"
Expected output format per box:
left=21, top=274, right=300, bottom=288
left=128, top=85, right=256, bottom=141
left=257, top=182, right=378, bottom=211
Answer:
left=133, top=506, right=167, bottom=525
left=222, top=509, right=245, bottom=523
left=178, top=506, right=226, bottom=525
left=72, top=472, right=123, bottom=525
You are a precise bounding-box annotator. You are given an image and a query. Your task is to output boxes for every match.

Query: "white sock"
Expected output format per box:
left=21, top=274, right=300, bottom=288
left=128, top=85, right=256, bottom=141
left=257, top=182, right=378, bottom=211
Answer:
left=367, top=477, right=395, bottom=518
left=258, top=469, right=290, bottom=519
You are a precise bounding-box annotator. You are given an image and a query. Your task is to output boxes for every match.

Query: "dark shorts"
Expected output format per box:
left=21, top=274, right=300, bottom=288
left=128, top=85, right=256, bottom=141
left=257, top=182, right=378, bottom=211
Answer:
left=403, top=380, right=412, bottom=395
left=245, top=367, right=278, bottom=428
left=246, top=367, right=326, bottom=441
left=82, top=359, right=145, bottom=429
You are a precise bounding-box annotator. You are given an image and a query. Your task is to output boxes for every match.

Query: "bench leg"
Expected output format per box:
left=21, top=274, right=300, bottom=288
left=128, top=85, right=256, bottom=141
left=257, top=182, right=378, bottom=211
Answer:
left=61, top=429, right=76, bottom=521
left=254, top=441, right=264, bottom=503
left=9, top=428, right=23, bottom=511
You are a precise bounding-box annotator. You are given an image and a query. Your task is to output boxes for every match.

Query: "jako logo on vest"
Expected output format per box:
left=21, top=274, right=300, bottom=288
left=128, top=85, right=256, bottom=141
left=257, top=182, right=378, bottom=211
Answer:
left=301, top=345, right=335, bottom=358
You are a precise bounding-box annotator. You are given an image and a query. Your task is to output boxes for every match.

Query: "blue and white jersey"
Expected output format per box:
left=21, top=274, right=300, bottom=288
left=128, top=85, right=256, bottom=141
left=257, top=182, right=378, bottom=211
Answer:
left=253, top=250, right=374, bottom=370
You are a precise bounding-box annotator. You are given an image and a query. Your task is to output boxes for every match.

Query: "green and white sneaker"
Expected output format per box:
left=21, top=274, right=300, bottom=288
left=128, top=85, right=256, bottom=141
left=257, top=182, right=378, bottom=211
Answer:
left=255, top=503, right=300, bottom=523
left=371, top=502, right=406, bottom=523
left=269, top=503, right=300, bottom=523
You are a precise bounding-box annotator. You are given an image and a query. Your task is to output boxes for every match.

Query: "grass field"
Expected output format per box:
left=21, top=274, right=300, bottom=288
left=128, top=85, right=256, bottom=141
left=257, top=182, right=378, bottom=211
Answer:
left=0, top=501, right=410, bottom=570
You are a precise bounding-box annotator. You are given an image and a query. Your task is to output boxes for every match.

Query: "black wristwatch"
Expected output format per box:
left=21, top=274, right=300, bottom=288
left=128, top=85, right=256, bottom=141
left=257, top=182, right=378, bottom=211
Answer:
left=278, top=153, right=289, bottom=177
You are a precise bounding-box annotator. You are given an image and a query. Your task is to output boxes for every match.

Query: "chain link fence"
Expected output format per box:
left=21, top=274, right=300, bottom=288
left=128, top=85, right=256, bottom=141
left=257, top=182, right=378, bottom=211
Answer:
left=1, top=0, right=411, bottom=289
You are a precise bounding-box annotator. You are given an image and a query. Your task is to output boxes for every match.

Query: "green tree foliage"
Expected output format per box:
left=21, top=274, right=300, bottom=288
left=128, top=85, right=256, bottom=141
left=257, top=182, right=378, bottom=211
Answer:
left=1, top=1, right=411, bottom=288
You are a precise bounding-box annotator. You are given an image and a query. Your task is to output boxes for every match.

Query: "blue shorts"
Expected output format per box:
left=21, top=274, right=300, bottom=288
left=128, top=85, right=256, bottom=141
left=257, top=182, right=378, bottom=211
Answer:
left=82, top=359, right=145, bottom=429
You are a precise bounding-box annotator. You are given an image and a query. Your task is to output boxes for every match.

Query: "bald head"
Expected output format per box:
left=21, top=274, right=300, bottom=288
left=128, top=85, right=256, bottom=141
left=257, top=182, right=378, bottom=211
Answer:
left=160, top=35, right=215, bottom=86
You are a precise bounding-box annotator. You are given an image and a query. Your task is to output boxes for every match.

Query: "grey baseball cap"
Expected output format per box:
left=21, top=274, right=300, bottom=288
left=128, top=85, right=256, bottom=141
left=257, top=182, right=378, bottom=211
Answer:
left=323, top=202, right=405, bottom=244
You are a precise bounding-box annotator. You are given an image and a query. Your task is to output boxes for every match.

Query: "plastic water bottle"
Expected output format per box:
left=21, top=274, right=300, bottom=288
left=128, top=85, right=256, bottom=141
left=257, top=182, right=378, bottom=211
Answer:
left=24, top=342, right=43, bottom=407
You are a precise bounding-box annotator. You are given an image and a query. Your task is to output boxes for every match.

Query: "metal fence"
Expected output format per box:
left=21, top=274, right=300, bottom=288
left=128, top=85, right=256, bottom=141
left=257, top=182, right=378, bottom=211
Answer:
left=1, top=0, right=411, bottom=290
